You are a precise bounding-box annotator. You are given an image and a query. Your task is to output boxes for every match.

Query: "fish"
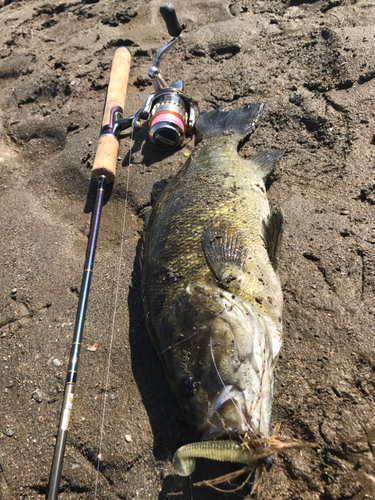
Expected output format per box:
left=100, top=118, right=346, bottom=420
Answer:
left=140, top=103, right=285, bottom=477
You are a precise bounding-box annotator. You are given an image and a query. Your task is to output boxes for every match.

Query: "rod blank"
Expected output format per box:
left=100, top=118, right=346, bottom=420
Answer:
left=47, top=176, right=107, bottom=499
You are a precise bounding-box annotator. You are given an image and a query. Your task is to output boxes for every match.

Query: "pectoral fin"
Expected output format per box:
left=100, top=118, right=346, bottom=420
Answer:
left=202, top=223, right=249, bottom=287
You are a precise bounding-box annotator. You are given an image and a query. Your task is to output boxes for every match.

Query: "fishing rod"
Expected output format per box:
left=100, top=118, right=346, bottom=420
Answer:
left=47, top=3, right=192, bottom=497
left=47, top=46, right=131, bottom=500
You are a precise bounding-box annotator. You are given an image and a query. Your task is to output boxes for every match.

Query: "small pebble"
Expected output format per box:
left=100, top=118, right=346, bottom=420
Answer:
left=110, top=393, right=115, bottom=401
left=125, top=435, right=132, bottom=443
left=52, top=358, right=61, bottom=367
left=6, top=429, right=14, bottom=437
left=340, top=210, right=350, bottom=215
left=10, top=288, right=17, bottom=299
left=32, top=389, right=43, bottom=403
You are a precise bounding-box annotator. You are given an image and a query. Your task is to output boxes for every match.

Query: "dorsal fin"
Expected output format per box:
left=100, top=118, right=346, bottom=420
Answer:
left=247, top=150, right=286, bottom=181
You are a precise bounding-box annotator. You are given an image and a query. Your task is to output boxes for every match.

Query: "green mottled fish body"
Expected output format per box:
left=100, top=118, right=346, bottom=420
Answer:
left=141, top=103, right=284, bottom=439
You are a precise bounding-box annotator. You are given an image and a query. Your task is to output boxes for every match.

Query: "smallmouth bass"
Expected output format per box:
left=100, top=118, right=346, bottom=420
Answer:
left=141, top=103, right=284, bottom=475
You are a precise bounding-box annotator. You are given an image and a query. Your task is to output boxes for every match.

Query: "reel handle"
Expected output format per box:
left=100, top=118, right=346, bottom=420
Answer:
left=160, top=3, right=182, bottom=38
left=92, top=46, right=131, bottom=183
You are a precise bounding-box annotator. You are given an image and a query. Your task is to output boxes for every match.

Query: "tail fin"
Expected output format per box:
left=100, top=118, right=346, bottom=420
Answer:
left=196, top=103, right=265, bottom=142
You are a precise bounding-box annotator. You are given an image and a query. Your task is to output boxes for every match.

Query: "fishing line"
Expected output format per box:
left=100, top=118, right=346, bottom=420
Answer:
left=209, top=333, right=247, bottom=432
left=189, top=475, right=194, bottom=500
left=94, top=129, right=134, bottom=499
left=208, top=331, right=265, bottom=447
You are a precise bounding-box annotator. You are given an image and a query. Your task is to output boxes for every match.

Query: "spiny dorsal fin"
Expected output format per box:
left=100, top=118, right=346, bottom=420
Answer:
left=201, top=223, right=249, bottom=286
left=247, top=149, right=285, bottom=181
left=262, top=210, right=284, bottom=271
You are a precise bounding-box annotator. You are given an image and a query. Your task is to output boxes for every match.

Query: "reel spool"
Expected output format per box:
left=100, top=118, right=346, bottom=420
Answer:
left=149, top=92, right=189, bottom=150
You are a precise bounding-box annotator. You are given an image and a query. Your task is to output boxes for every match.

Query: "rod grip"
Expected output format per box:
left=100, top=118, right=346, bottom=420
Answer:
left=92, top=47, right=131, bottom=183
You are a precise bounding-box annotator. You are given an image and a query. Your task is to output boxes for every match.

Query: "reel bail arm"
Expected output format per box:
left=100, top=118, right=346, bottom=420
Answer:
left=149, top=1, right=183, bottom=90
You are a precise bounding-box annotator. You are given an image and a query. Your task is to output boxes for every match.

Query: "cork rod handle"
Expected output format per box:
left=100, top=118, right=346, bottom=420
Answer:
left=92, top=47, right=131, bottom=183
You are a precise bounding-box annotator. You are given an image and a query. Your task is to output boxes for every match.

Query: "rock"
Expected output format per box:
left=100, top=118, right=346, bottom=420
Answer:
left=6, top=429, right=14, bottom=437
left=32, top=389, right=43, bottom=403
left=52, top=358, right=61, bottom=367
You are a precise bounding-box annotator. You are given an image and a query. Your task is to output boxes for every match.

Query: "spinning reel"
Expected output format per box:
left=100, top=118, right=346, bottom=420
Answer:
left=108, top=3, right=197, bottom=150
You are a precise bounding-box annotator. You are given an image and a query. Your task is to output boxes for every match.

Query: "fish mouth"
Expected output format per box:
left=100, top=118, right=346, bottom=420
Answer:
left=200, top=384, right=252, bottom=441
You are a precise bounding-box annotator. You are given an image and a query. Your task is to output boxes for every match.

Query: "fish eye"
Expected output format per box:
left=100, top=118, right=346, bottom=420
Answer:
left=177, top=375, right=196, bottom=397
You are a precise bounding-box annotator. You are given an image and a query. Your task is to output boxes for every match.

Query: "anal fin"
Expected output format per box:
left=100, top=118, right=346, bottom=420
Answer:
left=262, top=210, right=284, bottom=271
